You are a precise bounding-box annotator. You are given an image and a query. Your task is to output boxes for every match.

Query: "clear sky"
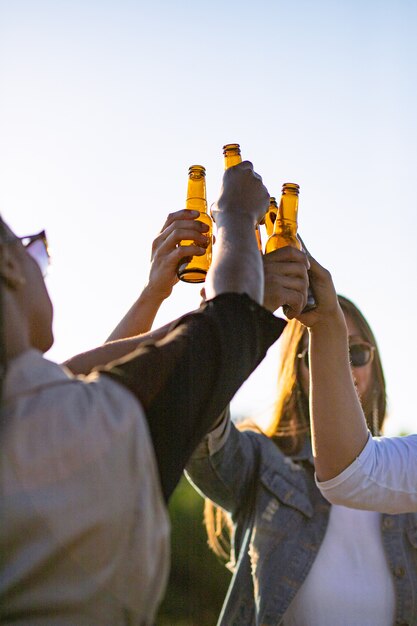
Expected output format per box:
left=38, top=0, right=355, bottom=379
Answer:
left=1, top=0, right=416, bottom=435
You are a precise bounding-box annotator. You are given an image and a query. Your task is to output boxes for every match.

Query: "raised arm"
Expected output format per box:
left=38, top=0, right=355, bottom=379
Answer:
left=107, top=209, right=209, bottom=340
left=65, top=209, right=209, bottom=374
left=63, top=321, right=177, bottom=375
left=205, top=161, right=267, bottom=304
left=207, top=162, right=308, bottom=311
left=295, top=256, right=369, bottom=481
left=100, top=162, right=310, bottom=500
left=296, top=256, right=417, bottom=512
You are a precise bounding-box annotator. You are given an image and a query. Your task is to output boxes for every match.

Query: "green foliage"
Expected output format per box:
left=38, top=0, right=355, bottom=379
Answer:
left=156, top=476, right=231, bottom=626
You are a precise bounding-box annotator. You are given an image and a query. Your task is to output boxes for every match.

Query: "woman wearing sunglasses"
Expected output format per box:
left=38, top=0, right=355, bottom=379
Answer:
left=297, top=257, right=417, bottom=516
left=186, top=254, right=417, bottom=625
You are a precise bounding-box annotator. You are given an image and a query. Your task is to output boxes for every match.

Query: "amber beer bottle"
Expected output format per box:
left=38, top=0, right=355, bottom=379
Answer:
left=223, top=143, right=242, bottom=169
left=177, top=165, right=212, bottom=283
left=265, top=183, right=300, bottom=252
left=264, top=197, right=278, bottom=237
left=265, top=183, right=316, bottom=312
left=222, top=143, right=263, bottom=252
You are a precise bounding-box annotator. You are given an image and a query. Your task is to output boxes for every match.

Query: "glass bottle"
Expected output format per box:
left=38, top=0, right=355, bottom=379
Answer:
left=265, top=183, right=316, bottom=312
left=264, top=196, right=278, bottom=237
left=265, top=183, right=301, bottom=253
left=223, top=143, right=242, bottom=169
left=177, top=165, right=212, bottom=283
left=222, top=143, right=263, bottom=252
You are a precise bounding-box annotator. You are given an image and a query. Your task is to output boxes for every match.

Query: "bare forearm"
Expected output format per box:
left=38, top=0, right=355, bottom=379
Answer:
left=65, top=320, right=175, bottom=375
left=106, top=287, right=164, bottom=341
left=205, top=213, right=264, bottom=304
left=309, top=316, right=369, bottom=481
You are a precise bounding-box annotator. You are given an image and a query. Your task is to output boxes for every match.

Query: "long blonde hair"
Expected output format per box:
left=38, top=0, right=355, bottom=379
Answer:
left=204, top=295, right=387, bottom=559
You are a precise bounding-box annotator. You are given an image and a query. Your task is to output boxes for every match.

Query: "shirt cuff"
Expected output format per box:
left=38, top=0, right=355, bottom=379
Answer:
left=315, top=432, right=373, bottom=492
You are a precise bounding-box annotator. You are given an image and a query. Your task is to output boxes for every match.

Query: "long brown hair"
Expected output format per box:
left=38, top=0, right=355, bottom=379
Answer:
left=204, top=295, right=387, bottom=559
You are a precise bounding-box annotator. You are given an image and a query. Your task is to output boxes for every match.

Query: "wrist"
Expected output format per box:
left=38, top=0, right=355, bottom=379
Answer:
left=141, top=281, right=172, bottom=304
left=212, top=207, right=257, bottom=227
left=309, top=306, right=347, bottom=339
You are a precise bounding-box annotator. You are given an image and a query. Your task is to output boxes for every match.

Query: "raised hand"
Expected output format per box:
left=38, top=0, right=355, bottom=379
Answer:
left=212, top=161, right=270, bottom=226
left=106, top=209, right=209, bottom=342
left=293, top=255, right=344, bottom=328
left=147, top=209, right=210, bottom=300
left=262, top=246, right=310, bottom=315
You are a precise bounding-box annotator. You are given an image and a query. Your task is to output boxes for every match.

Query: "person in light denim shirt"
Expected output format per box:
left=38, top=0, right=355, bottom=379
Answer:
left=186, top=266, right=417, bottom=625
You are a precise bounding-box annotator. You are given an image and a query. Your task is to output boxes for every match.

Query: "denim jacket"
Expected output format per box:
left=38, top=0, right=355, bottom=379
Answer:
left=186, top=416, right=417, bottom=626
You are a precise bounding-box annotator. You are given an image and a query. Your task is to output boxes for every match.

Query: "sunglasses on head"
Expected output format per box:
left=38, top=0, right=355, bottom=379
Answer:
left=298, top=341, right=375, bottom=369
left=19, top=230, right=50, bottom=277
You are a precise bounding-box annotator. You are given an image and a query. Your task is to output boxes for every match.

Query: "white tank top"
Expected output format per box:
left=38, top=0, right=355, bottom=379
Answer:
left=283, top=504, right=396, bottom=625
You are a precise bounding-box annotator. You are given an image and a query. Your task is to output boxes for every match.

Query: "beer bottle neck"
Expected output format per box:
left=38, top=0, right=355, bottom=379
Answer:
left=276, top=193, right=299, bottom=226
left=224, top=152, right=242, bottom=169
left=186, top=177, right=207, bottom=212
left=223, top=144, right=242, bottom=169
left=265, top=187, right=301, bottom=253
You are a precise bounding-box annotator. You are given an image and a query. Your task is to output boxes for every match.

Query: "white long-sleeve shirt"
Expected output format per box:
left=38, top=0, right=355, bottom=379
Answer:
left=316, top=433, right=417, bottom=513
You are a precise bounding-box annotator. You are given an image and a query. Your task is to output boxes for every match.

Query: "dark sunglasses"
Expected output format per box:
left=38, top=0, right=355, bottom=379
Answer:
left=298, top=341, right=375, bottom=369
left=19, top=230, right=50, bottom=277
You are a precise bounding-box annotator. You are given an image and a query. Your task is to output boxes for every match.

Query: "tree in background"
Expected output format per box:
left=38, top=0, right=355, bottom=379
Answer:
left=157, top=476, right=231, bottom=625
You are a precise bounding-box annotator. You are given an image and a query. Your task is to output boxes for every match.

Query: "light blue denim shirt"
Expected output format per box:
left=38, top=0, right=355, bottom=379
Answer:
left=186, top=413, right=417, bottom=626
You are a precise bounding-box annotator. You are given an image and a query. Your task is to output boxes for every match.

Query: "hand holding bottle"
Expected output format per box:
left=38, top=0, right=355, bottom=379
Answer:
left=177, top=165, right=213, bottom=283
left=147, top=209, right=210, bottom=300
left=292, top=254, right=343, bottom=327
left=106, top=209, right=209, bottom=342
left=212, top=161, right=270, bottom=226
left=262, top=247, right=310, bottom=315
left=222, top=144, right=263, bottom=250
left=205, top=161, right=268, bottom=304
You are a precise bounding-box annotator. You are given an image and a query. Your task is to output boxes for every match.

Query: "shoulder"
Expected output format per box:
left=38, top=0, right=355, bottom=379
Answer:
left=3, top=366, right=151, bottom=490
left=239, top=426, right=303, bottom=476
left=243, top=433, right=316, bottom=519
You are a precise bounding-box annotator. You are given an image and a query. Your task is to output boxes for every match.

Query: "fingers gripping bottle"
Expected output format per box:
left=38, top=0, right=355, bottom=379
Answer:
left=265, top=183, right=316, bottom=312
left=222, top=143, right=263, bottom=252
left=177, top=165, right=213, bottom=283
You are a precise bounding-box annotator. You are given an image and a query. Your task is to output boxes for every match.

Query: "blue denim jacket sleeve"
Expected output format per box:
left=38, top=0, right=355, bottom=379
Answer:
left=186, top=407, right=260, bottom=518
